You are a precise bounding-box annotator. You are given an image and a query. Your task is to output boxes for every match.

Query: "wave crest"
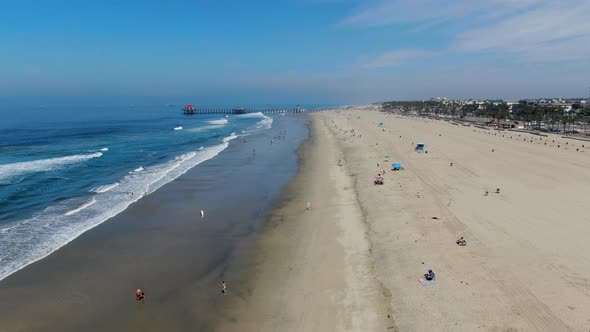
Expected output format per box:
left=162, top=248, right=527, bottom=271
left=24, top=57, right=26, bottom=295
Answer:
left=0, top=153, right=103, bottom=181
left=91, top=182, right=120, bottom=193
left=0, top=133, right=238, bottom=282
left=64, top=198, right=96, bottom=216
left=236, top=112, right=265, bottom=119
left=207, top=119, right=229, bottom=125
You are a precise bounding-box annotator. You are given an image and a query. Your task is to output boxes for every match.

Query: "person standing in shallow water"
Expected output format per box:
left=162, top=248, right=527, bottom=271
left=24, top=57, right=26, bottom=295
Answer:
left=221, top=281, right=227, bottom=294
left=136, top=289, right=145, bottom=302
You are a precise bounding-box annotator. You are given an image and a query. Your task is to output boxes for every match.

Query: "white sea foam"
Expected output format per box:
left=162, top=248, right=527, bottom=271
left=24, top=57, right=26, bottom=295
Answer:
left=223, top=133, right=238, bottom=142
left=242, top=115, right=274, bottom=133
left=207, top=119, right=229, bottom=125
left=255, top=117, right=274, bottom=131
left=236, top=111, right=266, bottom=119
left=91, top=182, right=120, bottom=193
left=132, top=167, right=144, bottom=173
left=0, top=133, right=238, bottom=282
left=100, top=147, right=109, bottom=151
left=185, top=124, right=224, bottom=133
left=63, top=198, right=96, bottom=216
left=0, top=152, right=103, bottom=181
left=173, top=126, right=183, bottom=131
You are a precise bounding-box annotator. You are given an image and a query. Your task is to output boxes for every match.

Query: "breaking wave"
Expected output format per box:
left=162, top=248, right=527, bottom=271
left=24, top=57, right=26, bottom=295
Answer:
left=0, top=153, right=103, bottom=181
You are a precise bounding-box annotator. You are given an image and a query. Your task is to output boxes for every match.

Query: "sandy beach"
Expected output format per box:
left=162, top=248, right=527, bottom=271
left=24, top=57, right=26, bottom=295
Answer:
left=217, top=113, right=392, bottom=331
left=2, top=109, right=590, bottom=331
left=219, top=109, right=590, bottom=331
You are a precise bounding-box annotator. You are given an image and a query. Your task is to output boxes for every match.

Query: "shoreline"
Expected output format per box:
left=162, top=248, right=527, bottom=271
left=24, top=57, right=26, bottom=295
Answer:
left=0, top=133, right=236, bottom=283
left=0, top=114, right=309, bottom=331
left=216, top=113, right=392, bottom=331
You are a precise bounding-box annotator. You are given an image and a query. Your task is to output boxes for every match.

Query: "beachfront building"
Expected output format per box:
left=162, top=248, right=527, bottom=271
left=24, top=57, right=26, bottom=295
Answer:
left=554, top=102, right=573, bottom=112
left=506, top=101, right=520, bottom=113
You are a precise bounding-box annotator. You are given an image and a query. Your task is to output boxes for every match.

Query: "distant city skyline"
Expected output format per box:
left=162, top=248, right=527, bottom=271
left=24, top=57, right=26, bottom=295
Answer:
left=1, top=0, right=589, bottom=104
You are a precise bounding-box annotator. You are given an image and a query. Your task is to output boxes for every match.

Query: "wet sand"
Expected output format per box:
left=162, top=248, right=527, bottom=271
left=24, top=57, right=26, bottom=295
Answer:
left=0, top=115, right=308, bottom=331
left=217, top=113, right=392, bottom=331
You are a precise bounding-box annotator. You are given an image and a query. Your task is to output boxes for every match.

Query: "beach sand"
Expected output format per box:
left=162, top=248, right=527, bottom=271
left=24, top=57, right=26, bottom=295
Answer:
left=217, top=113, right=392, bottom=331
left=219, top=109, right=590, bottom=331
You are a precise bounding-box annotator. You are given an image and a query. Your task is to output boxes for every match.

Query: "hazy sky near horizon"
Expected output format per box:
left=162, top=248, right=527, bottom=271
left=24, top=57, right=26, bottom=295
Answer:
left=1, top=0, right=589, bottom=104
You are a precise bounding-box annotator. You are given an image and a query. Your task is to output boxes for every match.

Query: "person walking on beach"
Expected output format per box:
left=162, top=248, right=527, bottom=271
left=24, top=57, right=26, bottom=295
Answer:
left=136, top=289, right=145, bottom=302
left=221, top=281, right=227, bottom=294
left=200, top=210, right=204, bottom=218
left=306, top=202, right=311, bottom=210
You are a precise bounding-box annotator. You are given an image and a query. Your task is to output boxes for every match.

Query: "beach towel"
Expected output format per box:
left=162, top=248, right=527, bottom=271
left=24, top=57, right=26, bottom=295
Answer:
left=418, top=278, right=437, bottom=286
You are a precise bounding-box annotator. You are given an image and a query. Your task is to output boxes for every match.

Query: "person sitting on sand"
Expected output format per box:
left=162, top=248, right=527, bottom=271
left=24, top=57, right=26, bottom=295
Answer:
left=374, top=177, right=384, bottom=185
left=424, top=269, right=436, bottom=281
left=456, top=237, right=467, bottom=246
left=136, top=289, right=145, bottom=302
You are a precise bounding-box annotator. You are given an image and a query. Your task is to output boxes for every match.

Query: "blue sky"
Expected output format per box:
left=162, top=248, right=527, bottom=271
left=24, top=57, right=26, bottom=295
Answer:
left=1, top=0, right=589, bottom=104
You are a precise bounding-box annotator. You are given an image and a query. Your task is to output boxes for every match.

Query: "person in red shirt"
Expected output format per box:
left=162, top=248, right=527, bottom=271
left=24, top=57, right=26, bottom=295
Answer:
left=136, top=289, right=145, bottom=302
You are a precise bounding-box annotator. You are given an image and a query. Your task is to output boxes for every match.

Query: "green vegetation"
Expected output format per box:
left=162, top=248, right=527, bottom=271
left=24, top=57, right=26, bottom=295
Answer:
left=380, top=100, right=590, bottom=134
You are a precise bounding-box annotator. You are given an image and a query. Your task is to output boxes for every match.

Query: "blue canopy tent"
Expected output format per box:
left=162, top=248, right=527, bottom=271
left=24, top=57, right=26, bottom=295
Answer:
left=378, top=122, right=384, bottom=127
left=415, top=143, right=425, bottom=151
left=392, top=163, right=403, bottom=171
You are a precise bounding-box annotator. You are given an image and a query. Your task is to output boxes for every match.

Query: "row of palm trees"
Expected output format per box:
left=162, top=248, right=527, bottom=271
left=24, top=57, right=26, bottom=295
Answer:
left=380, top=100, right=590, bottom=134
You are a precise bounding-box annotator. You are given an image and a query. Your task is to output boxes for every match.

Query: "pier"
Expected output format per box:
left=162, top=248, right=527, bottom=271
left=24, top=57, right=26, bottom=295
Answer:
left=181, top=105, right=332, bottom=115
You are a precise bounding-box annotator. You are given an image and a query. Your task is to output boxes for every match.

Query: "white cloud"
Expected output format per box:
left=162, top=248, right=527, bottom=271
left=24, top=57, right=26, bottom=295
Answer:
left=361, top=48, right=436, bottom=68
left=342, top=0, right=538, bottom=28
left=344, top=0, right=590, bottom=63
left=453, top=1, right=590, bottom=62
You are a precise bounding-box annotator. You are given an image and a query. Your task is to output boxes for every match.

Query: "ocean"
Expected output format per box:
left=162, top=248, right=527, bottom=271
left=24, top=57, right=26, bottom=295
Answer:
left=0, top=104, right=297, bottom=282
